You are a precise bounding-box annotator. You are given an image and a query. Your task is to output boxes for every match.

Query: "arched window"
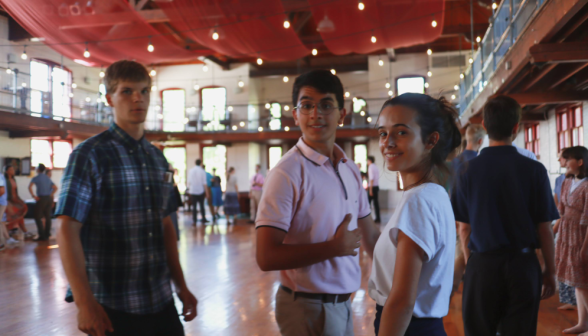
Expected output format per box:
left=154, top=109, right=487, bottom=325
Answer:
left=269, top=102, right=282, bottom=130
left=201, top=86, right=227, bottom=131
left=161, top=88, right=186, bottom=132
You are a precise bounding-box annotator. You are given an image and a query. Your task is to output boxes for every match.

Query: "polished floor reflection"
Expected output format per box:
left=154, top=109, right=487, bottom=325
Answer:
left=0, top=212, right=578, bottom=336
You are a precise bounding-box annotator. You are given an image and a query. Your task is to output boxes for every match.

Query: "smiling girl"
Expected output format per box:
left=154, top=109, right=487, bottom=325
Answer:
left=368, top=93, right=461, bottom=336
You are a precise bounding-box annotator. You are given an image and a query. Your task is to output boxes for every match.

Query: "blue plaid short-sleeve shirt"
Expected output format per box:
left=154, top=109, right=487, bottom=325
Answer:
left=55, top=123, right=174, bottom=314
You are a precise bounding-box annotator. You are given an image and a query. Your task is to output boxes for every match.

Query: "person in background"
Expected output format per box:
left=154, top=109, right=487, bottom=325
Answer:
left=187, top=159, right=209, bottom=224
left=203, top=165, right=215, bottom=223
left=28, top=163, right=58, bottom=241
left=248, top=164, right=264, bottom=224
left=451, top=96, right=558, bottom=336
left=0, top=171, right=7, bottom=251
left=553, top=149, right=577, bottom=311
left=367, top=155, right=381, bottom=223
left=224, top=167, right=240, bottom=225
left=210, top=168, right=223, bottom=220
left=166, top=165, right=183, bottom=241
left=370, top=94, right=460, bottom=336
left=55, top=60, right=197, bottom=336
left=4, top=165, right=31, bottom=240
left=555, top=146, right=588, bottom=334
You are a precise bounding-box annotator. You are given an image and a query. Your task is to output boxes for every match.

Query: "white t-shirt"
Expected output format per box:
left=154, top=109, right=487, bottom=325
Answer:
left=187, top=166, right=207, bottom=195
left=368, top=183, right=456, bottom=318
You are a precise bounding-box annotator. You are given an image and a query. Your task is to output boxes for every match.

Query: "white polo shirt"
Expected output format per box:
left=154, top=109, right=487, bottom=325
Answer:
left=187, top=165, right=207, bottom=195
left=256, top=138, right=371, bottom=294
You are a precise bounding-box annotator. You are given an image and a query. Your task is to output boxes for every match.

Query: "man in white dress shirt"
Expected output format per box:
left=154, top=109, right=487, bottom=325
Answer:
left=187, top=159, right=210, bottom=224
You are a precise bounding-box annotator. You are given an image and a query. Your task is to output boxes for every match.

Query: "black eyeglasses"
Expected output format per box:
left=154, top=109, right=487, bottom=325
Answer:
left=295, top=101, right=339, bottom=115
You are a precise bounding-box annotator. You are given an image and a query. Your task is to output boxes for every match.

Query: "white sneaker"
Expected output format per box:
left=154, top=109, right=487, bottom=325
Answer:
left=6, top=237, right=19, bottom=245
left=24, top=232, right=34, bottom=239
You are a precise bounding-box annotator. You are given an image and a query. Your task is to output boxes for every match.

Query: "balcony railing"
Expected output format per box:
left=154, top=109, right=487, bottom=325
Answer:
left=459, top=0, right=547, bottom=115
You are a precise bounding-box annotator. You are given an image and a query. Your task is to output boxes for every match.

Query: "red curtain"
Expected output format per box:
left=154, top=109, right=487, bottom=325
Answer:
left=1, top=0, right=206, bottom=67
left=158, top=0, right=310, bottom=62
left=307, top=0, right=445, bottom=55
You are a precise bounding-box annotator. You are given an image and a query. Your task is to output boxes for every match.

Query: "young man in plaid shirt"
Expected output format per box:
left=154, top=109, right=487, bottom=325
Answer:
left=56, top=60, right=197, bottom=336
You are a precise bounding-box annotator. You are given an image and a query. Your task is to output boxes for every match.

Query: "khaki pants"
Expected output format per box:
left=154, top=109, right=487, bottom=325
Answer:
left=250, top=189, right=262, bottom=221
left=275, top=286, right=354, bottom=336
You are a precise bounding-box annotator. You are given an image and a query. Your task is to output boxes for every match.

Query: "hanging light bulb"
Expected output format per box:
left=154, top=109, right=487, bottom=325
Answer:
left=460, top=73, right=465, bottom=79
left=360, top=111, right=365, bottom=117
left=476, top=36, right=481, bottom=43
left=427, top=49, right=432, bottom=55
left=284, top=105, right=290, bottom=111
left=238, top=80, right=245, bottom=88
left=147, top=36, right=154, bottom=52
left=194, top=84, right=200, bottom=90
left=492, top=2, right=497, bottom=9
left=85, top=97, right=91, bottom=102
left=312, top=49, right=318, bottom=56
left=21, top=46, right=27, bottom=60
left=283, top=20, right=290, bottom=29
left=258, top=126, right=264, bottom=132
left=239, top=121, right=245, bottom=127
left=285, top=126, right=290, bottom=131
left=150, top=68, right=156, bottom=77
left=257, top=58, right=263, bottom=65
left=371, top=35, right=377, bottom=43
left=358, top=1, right=365, bottom=10
left=427, top=70, right=432, bottom=77
left=385, top=82, right=391, bottom=89
left=203, top=65, right=208, bottom=72
left=451, top=94, right=456, bottom=100
left=84, top=43, right=90, bottom=58
left=469, top=57, right=474, bottom=64
left=331, top=69, right=336, bottom=75
left=425, top=82, right=430, bottom=88
left=353, top=97, right=358, bottom=102
left=345, top=91, right=350, bottom=98
left=6, top=68, right=11, bottom=74
left=378, top=59, right=384, bottom=66
left=151, top=85, right=157, bottom=92
left=367, top=116, right=372, bottom=122
left=232, top=125, right=238, bottom=131
left=388, top=90, right=393, bottom=96
left=265, top=103, right=271, bottom=109
left=454, top=84, right=459, bottom=90
left=212, top=29, right=219, bottom=40
left=99, top=69, right=105, bottom=78
left=72, top=83, right=77, bottom=89
left=431, top=16, right=438, bottom=27
left=283, top=76, right=289, bottom=83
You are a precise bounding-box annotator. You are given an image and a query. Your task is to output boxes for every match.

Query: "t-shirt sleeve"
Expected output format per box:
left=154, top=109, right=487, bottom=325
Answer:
left=54, top=148, right=97, bottom=224
left=531, top=166, right=560, bottom=223
left=389, top=195, right=437, bottom=262
left=451, top=172, right=470, bottom=223
left=255, top=168, right=298, bottom=232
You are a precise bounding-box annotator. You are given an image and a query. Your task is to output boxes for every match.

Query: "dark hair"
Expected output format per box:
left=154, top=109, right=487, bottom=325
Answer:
left=292, top=70, right=344, bottom=109
left=195, top=159, right=202, bottom=166
left=38, top=163, right=46, bottom=173
left=104, top=60, right=151, bottom=94
left=379, top=93, right=462, bottom=183
left=367, top=156, right=375, bottom=163
left=562, top=146, right=588, bottom=179
left=483, top=96, right=521, bottom=141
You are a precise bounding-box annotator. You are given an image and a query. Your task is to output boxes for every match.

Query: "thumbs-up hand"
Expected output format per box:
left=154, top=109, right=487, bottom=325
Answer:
left=333, top=214, right=361, bottom=257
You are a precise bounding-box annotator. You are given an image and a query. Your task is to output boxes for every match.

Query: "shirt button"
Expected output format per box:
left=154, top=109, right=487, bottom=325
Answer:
left=146, top=187, right=149, bottom=191
left=147, top=209, right=152, bottom=213
left=142, top=163, right=146, bottom=167
left=149, top=232, right=153, bottom=237
left=130, top=150, right=133, bottom=153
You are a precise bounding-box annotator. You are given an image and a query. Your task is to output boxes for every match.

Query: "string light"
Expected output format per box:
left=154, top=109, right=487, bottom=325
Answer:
left=22, top=83, right=27, bottom=87
left=238, top=80, right=245, bottom=88
left=239, top=121, right=245, bottom=127
left=312, top=49, right=318, bottom=56
left=424, top=82, right=430, bottom=88
left=257, top=58, right=263, bottom=65
left=454, top=84, right=459, bottom=90
left=378, top=59, right=384, bottom=66
left=21, top=45, right=27, bottom=60
left=371, top=35, right=377, bottom=43
left=283, top=20, right=290, bottom=29
left=427, top=49, right=432, bottom=55
left=147, top=36, right=154, bottom=52
left=283, top=76, right=289, bottom=83
left=284, top=105, right=290, bottom=111
left=258, top=126, right=264, bottom=132
left=367, top=116, right=372, bottom=122
left=358, top=1, right=365, bottom=10
left=99, top=69, right=105, bottom=78
left=6, top=68, right=11, bottom=74
left=431, top=15, right=438, bottom=28
left=331, top=69, right=336, bottom=75
left=492, top=2, right=497, bottom=9
left=353, top=97, right=358, bottom=102
left=451, top=94, right=456, bottom=100
left=72, top=83, right=77, bottom=89
left=228, top=106, right=234, bottom=112
left=469, top=57, right=474, bottom=64
left=151, top=85, right=157, bottom=91
left=212, top=29, right=219, bottom=40
left=388, top=90, right=393, bottom=96
left=385, top=82, right=391, bottom=89
left=460, top=73, right=465, bottom=79
left=345, top=91, right=350, bottom=98
left=150, top=68, right=156, bottom=77
left=85, top=97, right=91, bottom=102
left=194, top=84, right=200, bottom=90
left=427, top=70, right=432, bottom=77
left=476, top=36, right=481, bottom=43
left=203, top=65, right=208, bottom=72
left=83, top=42, right=90, bottom=58
left=265, top=103, right=271, bottom=109
left=360, top=111, right=365, bottom=116
left=285, top=126, right=290, bottom=131
left=232, top=125, right=238, bottom=130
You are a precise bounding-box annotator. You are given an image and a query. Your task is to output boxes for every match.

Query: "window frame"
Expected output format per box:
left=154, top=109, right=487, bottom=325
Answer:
left=30, top=139, right=73, bottom=170
left=160, top=87, right=186, bottom=132
left=30, top=58, right=73, bottom=118
left=395, top=75, right=426, bottom=96
left=267, top=145, right=284, bottom=170
left=351, top=141, right=368, bottom=173
left=199, top=85, right=227, bottom=131
left=557, top=105, right=583, bottom=152
left=524, top=124, right=540, bottom=158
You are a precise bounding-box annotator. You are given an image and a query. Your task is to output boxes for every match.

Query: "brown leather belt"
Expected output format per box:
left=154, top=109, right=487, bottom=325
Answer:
left=280, top=285, right=351, bottom=303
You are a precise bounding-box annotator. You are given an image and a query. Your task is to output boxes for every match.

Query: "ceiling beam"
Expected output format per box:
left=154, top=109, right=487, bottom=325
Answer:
left=135, top=0, right=149, bottom=11
left=9, top=130, right=68, bottom=139
left=521, top=111, right=548, bottom=121
left=58, top=9, right=168, bottom=30
left=507, top=91, right=588, bottom=105
left=530, top=42, right=588, bottom=63
left=547, top=63, right=588, bottom=90
left=249, top=62, right=368, bottom=77
left=521, top=63, right=557, bottom=92
left=541, top=0, right=588, bottom=42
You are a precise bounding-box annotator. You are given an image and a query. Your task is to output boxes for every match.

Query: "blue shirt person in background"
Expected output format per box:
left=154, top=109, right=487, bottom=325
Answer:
left=28, top=163, right=57, bottom=241
left=55, top=60, right=197, bottom=336
left=451, top=96, right=559, bottom=336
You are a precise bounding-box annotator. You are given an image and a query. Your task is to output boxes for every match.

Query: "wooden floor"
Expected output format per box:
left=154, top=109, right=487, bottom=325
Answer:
left=0, top=211, right=579, bottom=336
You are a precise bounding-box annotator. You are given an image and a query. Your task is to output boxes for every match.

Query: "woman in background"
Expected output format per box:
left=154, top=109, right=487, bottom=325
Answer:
left=224, top=167, right=240, bottom=225
left=4, top=165, right=32, bottom=240
left=211, top=168, right=223, bottom=220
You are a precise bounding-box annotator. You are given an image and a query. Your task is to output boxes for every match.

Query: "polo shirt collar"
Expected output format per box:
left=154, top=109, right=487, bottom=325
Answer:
left=295, top=137, right=348, bottom=166
left=109, top=123, right=150, bottom=152
left=480, top=145, right=518, bottom=155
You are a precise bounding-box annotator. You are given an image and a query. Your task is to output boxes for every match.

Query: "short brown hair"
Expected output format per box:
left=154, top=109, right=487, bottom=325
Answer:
left=104, top=60, right=151, bottom=94
left=483, top=96, right=521, bottom=141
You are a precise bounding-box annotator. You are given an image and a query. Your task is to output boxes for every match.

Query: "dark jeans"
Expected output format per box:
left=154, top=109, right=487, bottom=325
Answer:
left=34, top=196, right=53, bottom=239
left=91, top=301, right=184, bottom=336
left=374, top=304, right=446, bottom=336
left=368, top=186, right=381, bottom=222
left=190, top=193, right=206, bottom=222
left=462, top=250, right=542, bottom=336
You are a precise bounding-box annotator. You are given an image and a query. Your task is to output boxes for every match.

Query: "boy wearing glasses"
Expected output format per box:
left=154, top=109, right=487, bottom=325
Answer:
left=255, top=70, right=380, bottom=335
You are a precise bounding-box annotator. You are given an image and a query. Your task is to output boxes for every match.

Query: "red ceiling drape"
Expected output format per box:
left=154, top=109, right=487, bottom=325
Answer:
left=1, top=0, right=206, bottom=67
left=307, top=0, right=445, bottom=55
left=158, top=0, right=310, bottom=61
